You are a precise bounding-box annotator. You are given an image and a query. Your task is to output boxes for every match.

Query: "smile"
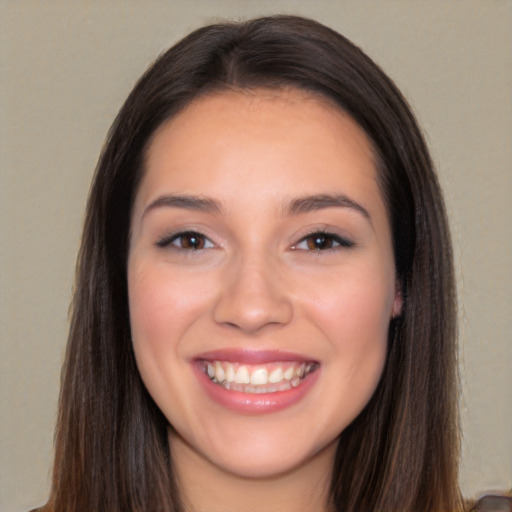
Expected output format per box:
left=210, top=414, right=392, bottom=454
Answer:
left=201, top=360, right=319, bottom=394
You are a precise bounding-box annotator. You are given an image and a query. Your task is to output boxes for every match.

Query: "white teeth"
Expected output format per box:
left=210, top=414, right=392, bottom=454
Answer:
left=268, top=367, right=284, bottom=383
left=225, top=363, right=236, bottom=383
left=283, top=366, right=295, bottom=380
left=250, top=367, right=268, bottom=386
left=291, top=376, right=301, bottom=387
left=204, top=360, right=317, bottom=393
left=235, top=365, right=250, bottom=384
left=215, top=361, right=225, bottom=382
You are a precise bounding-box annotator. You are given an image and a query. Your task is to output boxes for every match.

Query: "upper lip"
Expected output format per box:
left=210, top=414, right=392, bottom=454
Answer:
left=193, top=348, right=318, bottom=365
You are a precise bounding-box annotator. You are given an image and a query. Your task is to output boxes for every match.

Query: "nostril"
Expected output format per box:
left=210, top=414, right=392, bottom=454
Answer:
left=211, top=260, right=293, bottom=332
left=212, top=289, right=293, bottom=333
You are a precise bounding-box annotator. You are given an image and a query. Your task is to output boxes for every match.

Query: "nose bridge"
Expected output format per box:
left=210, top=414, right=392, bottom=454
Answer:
left=213, top=249, right=293, bottom=333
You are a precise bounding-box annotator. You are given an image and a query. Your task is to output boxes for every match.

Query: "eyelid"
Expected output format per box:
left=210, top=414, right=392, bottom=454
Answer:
left=156, top=230, right=215, bottom=250
left=154, top=227, right=353, bottom=252
left=291, top=229, right=354, bottom=251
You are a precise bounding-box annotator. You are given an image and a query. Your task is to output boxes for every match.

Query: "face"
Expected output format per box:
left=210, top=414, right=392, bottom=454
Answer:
left=128, top=89, right=401, bottom=482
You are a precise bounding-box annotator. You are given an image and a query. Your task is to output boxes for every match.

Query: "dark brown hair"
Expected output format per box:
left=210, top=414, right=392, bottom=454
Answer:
left=43, top=15, right=461, bottom=512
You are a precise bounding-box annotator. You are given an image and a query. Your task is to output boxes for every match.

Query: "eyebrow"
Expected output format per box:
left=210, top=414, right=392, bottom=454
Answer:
left=143, top=194, right=222, bottom=218
left=284, top=194, right=371, bottom=221
left=142, top=192, right=371, bottom=222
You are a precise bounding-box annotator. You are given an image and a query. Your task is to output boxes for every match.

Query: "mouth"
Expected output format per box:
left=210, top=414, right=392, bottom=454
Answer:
left=193, top=349, right=321, bottom=413
left=199, top=360, right=320, bottom=394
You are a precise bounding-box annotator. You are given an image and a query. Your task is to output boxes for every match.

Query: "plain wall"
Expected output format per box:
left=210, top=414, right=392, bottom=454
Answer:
left=1, top=1, right=511, bottom=510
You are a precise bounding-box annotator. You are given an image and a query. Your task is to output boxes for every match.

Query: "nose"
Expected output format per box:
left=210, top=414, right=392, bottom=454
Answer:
left=212, top=255, right=293, bottom=334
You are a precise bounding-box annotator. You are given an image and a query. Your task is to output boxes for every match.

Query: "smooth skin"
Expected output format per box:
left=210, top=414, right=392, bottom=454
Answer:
left=128, top=88, right=402, bottom=512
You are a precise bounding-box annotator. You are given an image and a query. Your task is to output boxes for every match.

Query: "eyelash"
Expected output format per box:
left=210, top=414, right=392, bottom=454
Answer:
left=293, top=230, right=354, bottom=251
left=156, top=230, right=353, bottom=252
left=156, top=231, right=214, bottom=251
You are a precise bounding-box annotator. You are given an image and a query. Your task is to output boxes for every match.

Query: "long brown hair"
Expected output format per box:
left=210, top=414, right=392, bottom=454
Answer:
left=43, top=15, right=461, bottom=511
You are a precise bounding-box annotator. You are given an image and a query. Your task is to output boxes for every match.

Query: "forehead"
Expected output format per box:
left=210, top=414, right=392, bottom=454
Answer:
left=141, top=88, right=379, bottom=202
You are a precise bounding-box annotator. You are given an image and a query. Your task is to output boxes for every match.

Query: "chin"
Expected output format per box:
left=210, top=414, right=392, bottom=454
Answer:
left=211, top=448, right=319, bottom=480
left=195, top=425, right=340, bottom=481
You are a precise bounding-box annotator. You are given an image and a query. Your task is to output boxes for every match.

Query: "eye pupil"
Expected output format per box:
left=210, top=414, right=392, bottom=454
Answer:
left=182, top=233, right=204, bottom=250
left=307, top=234, right=333, bottom=250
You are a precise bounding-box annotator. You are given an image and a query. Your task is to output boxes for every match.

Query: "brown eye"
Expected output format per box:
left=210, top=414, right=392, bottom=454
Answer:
left=294, top=232, right=354, bottom=251
left=179, top=233, right=206, bottom=250
left=156, top=231, right=214, bottom=250
left=306, top=234, right=335, bottom=250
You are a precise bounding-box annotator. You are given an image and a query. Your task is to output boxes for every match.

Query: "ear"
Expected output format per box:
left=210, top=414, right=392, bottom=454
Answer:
left=392, top=278, right=403, bottom=318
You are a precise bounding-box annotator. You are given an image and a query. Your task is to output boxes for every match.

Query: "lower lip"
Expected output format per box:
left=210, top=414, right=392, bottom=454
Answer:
left=193, top=363, right=320, bottom=414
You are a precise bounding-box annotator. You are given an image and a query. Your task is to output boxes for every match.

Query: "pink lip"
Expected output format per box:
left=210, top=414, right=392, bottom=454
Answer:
left=192, top=349, right=320, bottom=415
left=194, top=348, right=316, bottom=364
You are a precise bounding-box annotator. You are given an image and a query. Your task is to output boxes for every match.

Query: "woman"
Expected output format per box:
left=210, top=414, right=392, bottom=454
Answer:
left=40, top=15, right=462, bottom=512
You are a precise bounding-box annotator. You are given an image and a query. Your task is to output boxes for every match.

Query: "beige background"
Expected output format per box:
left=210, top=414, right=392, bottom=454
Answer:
left=1, top=1, right=511, bottom=510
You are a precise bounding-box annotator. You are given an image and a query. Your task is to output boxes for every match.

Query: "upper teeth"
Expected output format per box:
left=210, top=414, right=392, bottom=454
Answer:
left=204, top=361, right=315, bottom=388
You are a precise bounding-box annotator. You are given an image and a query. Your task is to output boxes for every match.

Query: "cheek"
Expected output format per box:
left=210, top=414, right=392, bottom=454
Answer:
left=127, top=262, right=212, bottom=388
left=129, top=262, right=207, bottom=338
left=305, top=263, right=394, bottom=377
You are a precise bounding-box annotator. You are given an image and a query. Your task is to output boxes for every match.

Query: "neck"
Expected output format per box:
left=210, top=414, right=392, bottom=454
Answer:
left=170, top=430, right=336, bottom=512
